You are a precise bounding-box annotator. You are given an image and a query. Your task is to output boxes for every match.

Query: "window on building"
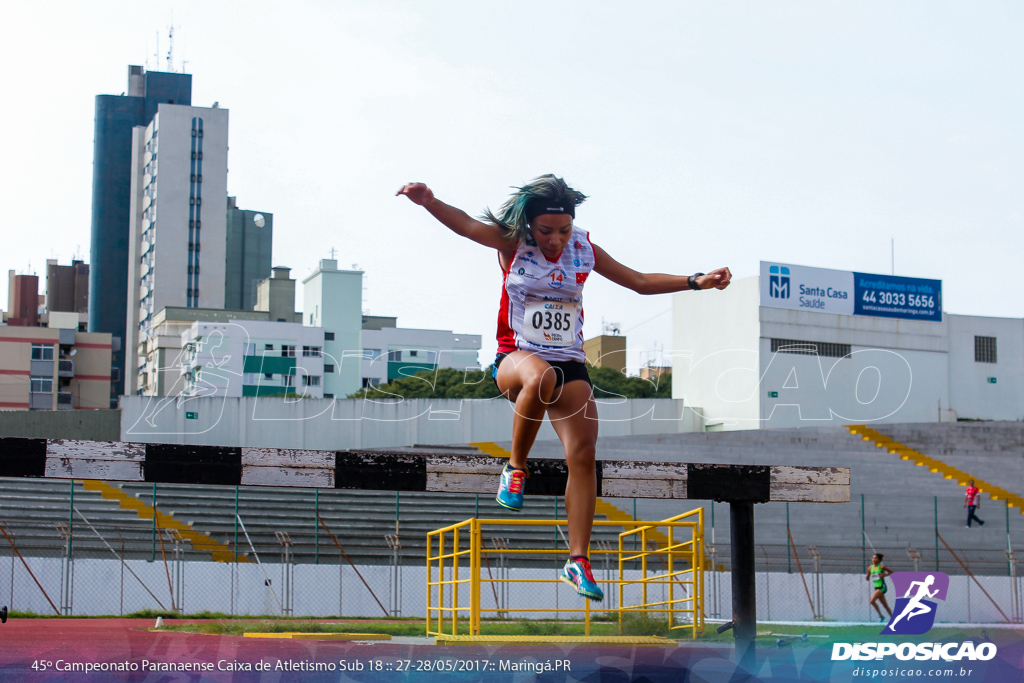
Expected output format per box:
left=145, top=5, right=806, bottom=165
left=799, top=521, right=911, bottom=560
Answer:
left=243, top=343, right=256, bottom=356
left=111, top=368, right=120, bottom=382
left=325, top=332, right=335, bottom=341
left=362, top=377, right=381, bottom=388
left=770, top=338, right=851, bottom=359
left=302, top=346, right=322, bottom=357
left=388, top=350, right=402, bottom=362
left=364, top=349, right=380, bottom=360
left=31, top=344, right=54, bottom=361
left=281, top=345, right=296, bottom=358
left=30, top=376, right=53, bottom=393
left=243, top=373, right=256, bottom=384
left=409, top=350, right=419, bottom=357
left=324, top=364, right=335, bottom=374
left=324, top=393, right=334, bottom=399
left=282, top=375, right=295, bottom=387
left=265, top=343, right=274, bottom=351
left=975, top=336, right=997, bottom=363
left=303, top=375, right=321, bottom=387
left=264, top=373, right=273, bottom=380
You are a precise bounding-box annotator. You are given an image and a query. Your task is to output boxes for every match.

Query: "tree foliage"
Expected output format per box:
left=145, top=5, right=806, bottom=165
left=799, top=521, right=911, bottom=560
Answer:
left=348, top=366, right=671, bottom=399
left=588, top=366, right=672, bottom=399
left=348, top=367, right=504, bottom=399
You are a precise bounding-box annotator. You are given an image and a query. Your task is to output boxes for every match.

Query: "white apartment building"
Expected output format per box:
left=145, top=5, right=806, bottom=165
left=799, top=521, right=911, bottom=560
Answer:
left=125, top=103, right=229, bottom=394
left=360, top=316, right=481, bottom=387
left=180, top=320, right=325, bottom=399
left=672, top=261, right=1023, bottom=430
left=303, top=259, right=363, bottom=399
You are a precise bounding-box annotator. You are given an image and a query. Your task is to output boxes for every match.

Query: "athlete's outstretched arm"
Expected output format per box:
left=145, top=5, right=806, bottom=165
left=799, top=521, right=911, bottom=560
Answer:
left=592, top=244, right=731, bottom=295
left=396, top=182, right=514, bottom=253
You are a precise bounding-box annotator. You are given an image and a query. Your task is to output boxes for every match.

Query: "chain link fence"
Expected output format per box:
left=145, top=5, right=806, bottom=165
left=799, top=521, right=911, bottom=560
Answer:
left=0, top=480, right=1021, bottom=625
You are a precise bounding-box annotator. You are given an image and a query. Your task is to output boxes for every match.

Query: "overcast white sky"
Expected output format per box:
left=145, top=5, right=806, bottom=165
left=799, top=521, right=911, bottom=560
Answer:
left=2, top=1, right=1022, bottom=371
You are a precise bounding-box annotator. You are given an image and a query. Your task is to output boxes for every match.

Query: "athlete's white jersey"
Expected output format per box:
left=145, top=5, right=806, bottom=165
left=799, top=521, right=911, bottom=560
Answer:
left=496, top=225, right=595, bottom=362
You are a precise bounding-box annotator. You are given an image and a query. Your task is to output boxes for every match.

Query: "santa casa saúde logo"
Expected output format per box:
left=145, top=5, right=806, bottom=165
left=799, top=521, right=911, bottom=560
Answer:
left=769, top=265, right=790, bottom=299
left=832, top=572, right=997, bottom=662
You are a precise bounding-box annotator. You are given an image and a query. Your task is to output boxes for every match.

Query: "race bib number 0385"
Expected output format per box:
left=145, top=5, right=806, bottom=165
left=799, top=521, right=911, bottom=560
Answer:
left=523, top=300, right=577, bottom=347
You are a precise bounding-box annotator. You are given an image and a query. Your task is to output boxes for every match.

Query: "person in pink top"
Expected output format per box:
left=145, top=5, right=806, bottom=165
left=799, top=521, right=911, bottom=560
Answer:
left=964, top=479, right=985, bottom=528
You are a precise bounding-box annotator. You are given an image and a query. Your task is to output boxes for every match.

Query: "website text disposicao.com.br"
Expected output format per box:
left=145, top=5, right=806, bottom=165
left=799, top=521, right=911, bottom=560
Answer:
left=833, top=641, right=997, bottom=678
left=849, top=666, right=982, bottom=678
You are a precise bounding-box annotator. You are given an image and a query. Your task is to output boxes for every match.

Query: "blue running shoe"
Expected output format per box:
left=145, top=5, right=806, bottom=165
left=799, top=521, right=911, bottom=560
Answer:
left=560, top=557, right=604, bottom=601
left=495, top=462, right=527, bottom=511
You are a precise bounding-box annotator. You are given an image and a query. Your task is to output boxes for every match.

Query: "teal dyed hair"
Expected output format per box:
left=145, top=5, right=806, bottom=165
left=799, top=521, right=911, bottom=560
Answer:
left=483, top=174, right=587, bottom=244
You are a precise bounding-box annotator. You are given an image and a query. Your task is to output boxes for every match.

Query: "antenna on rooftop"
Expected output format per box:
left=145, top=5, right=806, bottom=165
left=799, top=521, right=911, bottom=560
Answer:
left=166, top=24, right=177, bottom=72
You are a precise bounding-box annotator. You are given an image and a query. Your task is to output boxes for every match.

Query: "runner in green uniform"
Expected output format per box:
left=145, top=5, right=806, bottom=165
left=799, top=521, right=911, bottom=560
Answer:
left=867, top=553, right=893, bottom=622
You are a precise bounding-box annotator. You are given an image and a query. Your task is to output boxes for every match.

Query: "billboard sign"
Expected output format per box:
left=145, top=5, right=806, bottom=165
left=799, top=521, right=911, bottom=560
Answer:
left=760, top=262, right=941, bottom=322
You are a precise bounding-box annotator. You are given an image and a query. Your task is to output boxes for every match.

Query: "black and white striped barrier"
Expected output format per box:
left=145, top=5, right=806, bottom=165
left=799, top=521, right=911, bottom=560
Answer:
left=0, top=435, right=850, bottom=652
left=0, top=437, right=849, bottom=504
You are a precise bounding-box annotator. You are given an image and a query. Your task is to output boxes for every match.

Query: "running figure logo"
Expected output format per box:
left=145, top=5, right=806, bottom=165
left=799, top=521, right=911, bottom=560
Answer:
left=883, top=572, right=949, bottom=635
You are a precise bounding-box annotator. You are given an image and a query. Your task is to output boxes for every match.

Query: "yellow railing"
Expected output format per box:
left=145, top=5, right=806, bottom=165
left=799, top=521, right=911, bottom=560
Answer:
left=426, top=513, right=704, bottom=639
left=619, top=508, right=704, bottom=639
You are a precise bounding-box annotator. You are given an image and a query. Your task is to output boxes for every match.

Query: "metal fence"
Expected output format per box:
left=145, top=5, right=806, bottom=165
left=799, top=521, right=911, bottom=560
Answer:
left=0, top=480, right=1021, bottom=625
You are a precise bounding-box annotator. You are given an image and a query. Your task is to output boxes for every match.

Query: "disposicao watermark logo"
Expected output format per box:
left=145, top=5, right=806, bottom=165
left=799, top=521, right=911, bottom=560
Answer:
left=884, top=571, right=948, bottom=635
left=832, top=571, right=998, bottom=662
left=769, top=265, right=790, bottom=299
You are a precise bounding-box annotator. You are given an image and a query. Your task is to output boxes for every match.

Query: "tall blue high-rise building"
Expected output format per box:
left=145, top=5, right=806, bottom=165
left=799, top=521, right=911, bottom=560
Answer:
left=89, top=65, right=191, bottom=405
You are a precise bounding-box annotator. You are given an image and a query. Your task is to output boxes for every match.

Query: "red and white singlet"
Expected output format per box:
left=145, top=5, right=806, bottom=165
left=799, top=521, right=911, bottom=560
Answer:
left=496, top=225, right=596, bottom=362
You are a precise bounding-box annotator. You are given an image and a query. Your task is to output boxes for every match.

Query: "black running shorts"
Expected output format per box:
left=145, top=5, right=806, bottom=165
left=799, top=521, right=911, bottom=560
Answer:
left=492, top=352, right=592, bottom=393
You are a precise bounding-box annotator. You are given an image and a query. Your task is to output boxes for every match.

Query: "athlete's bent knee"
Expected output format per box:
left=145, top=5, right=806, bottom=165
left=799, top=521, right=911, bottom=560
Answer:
left=565, top=442, right=596, bottom=470
left=522, top=368, right=557, bottom=402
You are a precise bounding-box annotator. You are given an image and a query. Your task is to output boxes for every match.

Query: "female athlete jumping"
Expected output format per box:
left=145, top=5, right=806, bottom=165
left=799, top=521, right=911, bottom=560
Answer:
left=397, top=175, right=731, bottom=600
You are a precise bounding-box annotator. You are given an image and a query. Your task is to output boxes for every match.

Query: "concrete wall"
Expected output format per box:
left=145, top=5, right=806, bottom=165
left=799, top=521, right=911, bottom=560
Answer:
left=947, top=314, right=1024, bottom=421
left=0, top=408, right=121, bottom=441
left=120, top=396, right=700, bottom=448
left=672, top=276, right=762, bottom=428
left=758, top=304, right=950, bottom=429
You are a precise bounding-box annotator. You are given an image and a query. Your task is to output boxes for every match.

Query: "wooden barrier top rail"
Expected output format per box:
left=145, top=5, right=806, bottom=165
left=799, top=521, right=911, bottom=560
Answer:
left=0, top=437, right=849, bottom=503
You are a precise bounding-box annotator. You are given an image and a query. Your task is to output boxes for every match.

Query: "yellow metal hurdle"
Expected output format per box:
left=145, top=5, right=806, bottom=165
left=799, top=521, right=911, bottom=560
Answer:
left=618, top=509, right=704, bottom=639
left=426, top=512, right=704, bottom=639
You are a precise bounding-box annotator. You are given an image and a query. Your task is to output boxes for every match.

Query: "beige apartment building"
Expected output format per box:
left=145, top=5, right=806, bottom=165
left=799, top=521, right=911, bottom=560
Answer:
left=0, top=323, right=113, bottom=410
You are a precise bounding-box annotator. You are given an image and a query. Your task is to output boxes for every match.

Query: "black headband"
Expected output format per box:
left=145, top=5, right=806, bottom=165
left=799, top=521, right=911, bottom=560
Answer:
left=525, top=196, right=575, bottom=222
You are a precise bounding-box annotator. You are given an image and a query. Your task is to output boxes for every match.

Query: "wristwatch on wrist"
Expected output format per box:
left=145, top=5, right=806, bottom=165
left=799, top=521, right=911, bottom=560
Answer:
left=689, top=273, right=705, bottom=291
